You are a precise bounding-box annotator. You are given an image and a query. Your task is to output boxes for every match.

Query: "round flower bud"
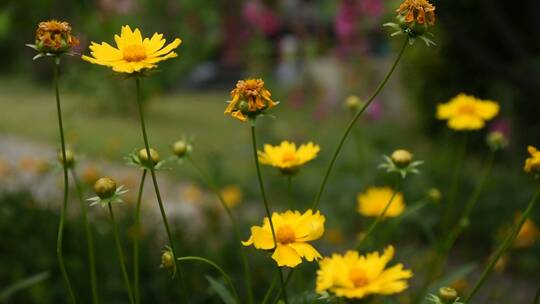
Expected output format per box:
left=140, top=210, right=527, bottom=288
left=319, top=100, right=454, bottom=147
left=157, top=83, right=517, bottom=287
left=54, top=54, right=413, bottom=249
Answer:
left=238, top=100, right=250, bottom=114
left=58, top=149, right=75, bottom=168
left=486, top=131, right=508, bottom=151
left=94, top=177, right=117, bottom=199
left=426, top=188, right=442, bottom=203
left=345, top=96, right=363, bottom=112
left=391, top=149, right=413, bottom=167
left=438, top=287, right=458, bottom=302
left=138, top=148, right=160, bottom=166
left=172, top=140, right=189, bottom=157
left=161, top=250, right=175, bottom=270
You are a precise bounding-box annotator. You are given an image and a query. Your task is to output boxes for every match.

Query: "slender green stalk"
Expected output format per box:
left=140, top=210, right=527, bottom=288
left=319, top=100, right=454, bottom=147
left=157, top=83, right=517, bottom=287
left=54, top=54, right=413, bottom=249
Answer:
left=534, top=284, right=540, bottom=304
left=134, top=78, right=186, bottom=295
left=71, top=170, right=99, bottom=304
left=287, top=175, right=293, bottom=209
left=443, top=150, right=495, bottom=251
left=53, top=61, right=77, bottom=304
left=272, top=269, right=294, bottom=304
left=133, top=170, right=147, bottom=304
left=187, top=157, right=253, bottom=304
left=176, top=256, right=240, bottom=303
left=261, top=272, right=278, bottom=304
left=108, top=204, right=135, bottom=304
left=311, top=38, right=408, bottom=211
left=250, top=121, right=288, bottom=304
left=356, top=180, right=402, bottom=251
left=465, top=188, right=540, bottom=303
left=442, top=134, right=468, bottom=230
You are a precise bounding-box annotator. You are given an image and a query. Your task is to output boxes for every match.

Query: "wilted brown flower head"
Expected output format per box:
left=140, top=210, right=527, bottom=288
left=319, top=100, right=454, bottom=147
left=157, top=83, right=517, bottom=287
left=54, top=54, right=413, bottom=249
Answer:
left=35, top=20, right=79, bottom=53
left=396, top=0, right=436, bottom=25
left=224, top=78, right=278, bottom=122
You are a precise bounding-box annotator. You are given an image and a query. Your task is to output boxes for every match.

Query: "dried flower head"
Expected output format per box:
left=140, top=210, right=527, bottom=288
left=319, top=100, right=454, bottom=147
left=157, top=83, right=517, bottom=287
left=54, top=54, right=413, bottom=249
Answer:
left=397, top=0, right=436, bottom=26
left=225, top=78, right=278, bottom=122
left=32, top=20, right=79, bottom=56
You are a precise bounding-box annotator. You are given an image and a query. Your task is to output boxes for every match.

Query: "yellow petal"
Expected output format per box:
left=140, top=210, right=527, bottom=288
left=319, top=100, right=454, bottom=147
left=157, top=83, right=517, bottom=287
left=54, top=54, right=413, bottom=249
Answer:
left=272, top=244, right=302, bottom=267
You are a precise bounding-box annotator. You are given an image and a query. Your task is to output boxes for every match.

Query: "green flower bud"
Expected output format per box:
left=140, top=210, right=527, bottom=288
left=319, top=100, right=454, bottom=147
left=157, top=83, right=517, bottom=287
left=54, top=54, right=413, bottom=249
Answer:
left=486, top=131, right=508, bottom=151
left=161, top=249, right=175, bottom=270
left=58, top=149, right=75, bottom=168
left=345, top=96, right=363, bottom=112
left=172, top=140, right=190, bottom=157
left=438, top=287, right=458, bottom=302
left=426, top=188, right=442, bottom=203
left=239, top=100, right=250, bottom=114
left=391, top=149, right=413, bottom=167
left=138, top=148, right=160, bottom=166
left=94, top=177, right=117, bottom=199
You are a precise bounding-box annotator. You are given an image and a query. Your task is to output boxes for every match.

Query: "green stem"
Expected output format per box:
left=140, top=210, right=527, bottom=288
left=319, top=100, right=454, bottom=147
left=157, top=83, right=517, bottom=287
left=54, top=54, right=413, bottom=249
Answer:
left=287, top=175, right=293, bottom=209
left=176, top=256, right=240, bottom=303
left=311, top=38, right=408, bottom=211
left=465, top=188, right=540, bottom=303
left=250, top=121, right=288, bottom=304
left=134, top=78, right=186, bottom=296
left=71, top=170, right=99, bottom=304
left=53, top=60, right=77, bottom=304
left=187, top=157, right=253, bottom=304
left=534, top=284, right=540, bottom=304
left=133, top=170, right=147, bottom=304
left=355, top=180, right=402, bottom=251
left=442, top=134, right=468, bottom=230
left=261, top=271, right=278, bottom=304
left=272, top=269, right=294, bottom=304
left=443, top=150, right=495, bottom=251
left=108, top=204, right=135, bottom=304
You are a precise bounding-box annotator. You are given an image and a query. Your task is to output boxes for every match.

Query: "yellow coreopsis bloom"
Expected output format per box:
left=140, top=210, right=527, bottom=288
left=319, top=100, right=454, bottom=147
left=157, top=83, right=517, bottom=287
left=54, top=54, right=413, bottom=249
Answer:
left=524, top=146, right=540, bottom=174
left=357, top=187, right=405, bottom=218
left=513, top=214, right=539, bottom=248
left=82, top=25, right=181, bottom=74
left=258, top=141, right=320, bottom=175
left=436, top=94, right=499, bottom=131
left=220, top=185, right=242, bottom=208
left=316, top=246, right=413, bottom=299
left=242, top=209, right=325, bottom=268
left=225, top=78, right=278, bottom=122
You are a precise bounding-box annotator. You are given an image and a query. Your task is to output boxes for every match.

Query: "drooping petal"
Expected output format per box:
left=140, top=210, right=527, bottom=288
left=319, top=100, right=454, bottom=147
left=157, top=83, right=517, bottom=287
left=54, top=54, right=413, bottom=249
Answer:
left=272, top=244, right=302, bottom=267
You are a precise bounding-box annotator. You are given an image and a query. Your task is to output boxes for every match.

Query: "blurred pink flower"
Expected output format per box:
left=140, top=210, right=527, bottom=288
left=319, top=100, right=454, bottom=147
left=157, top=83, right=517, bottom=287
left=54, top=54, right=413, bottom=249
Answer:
left=367, top=99, right=382, bottom=121
left=243, top=1, right=280, bottom=36
left=99, top=0, right=135, bottom=14
left=490, top=118, right=511, bottom=138
left=360, top=0, right=384, bottom=18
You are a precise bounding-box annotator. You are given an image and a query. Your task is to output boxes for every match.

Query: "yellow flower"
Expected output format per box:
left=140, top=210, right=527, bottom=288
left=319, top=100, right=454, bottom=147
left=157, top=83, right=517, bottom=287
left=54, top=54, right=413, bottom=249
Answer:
left=225, top=78, right=278, bottom=122
left=357, top=187, right=405, bottom=218
left=220, top=185, right=242, bottom=208
left=397, top=0, right=436, bottom=25
left=34, top=20, right=79, bottom=54
left=316, top=246, right=413, bottom=299
left=258, top=141, right=320, bottom=174
left=242, top=209, right=325, bottom=268
left=181, top=184, right=204, bottom=205
left=82, top=25, right=181, bottom=74
left=436, top=94, right=499, bottom=131
left=513, top=214, right=539, bottom=248
left=524, top=146, right=540, bottom=174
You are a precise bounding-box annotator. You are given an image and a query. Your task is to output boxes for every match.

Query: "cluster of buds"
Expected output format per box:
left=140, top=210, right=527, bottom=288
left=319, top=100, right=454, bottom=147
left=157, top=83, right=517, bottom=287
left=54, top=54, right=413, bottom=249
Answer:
left=379, top=149, right=423, bottom=178
left=126, top=148, right=167, bottom=170
left=224, top=78, right=279, bottom=122
left=87, top=177, right=128, bottom=207
left=426, top=287, right=463, bottom=304
left=27, top=20, right=79, bottom=60
left=384, top=0, right=436, bottom=46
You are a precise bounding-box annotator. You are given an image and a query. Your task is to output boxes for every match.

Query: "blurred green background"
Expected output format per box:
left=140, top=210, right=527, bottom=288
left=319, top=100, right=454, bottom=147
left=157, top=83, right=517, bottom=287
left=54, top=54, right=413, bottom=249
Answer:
left=1, top=0, right=539, bottom=303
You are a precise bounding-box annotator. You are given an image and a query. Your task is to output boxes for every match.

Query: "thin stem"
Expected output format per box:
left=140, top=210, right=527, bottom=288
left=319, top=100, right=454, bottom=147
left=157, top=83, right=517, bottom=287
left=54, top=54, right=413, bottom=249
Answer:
left=534, top=284, right=540, bottom=304
left=277, top=268, right=289, bottom=304
left=287, top=175, right=293, bottom=209
left=442, top=134, right=468, bottom=230
left=187, top=157, right=253, bottom=304
left=108, top=204, right=135, bottom=304
left=134, top=78, right=186, bottom=295
left=53, top=61, right=77, bottom=304
left=261, top=272, right=278, bottom=304
left=444, top=150, right=495, bottom=251
left=272, top=269, right=294, bottom=304
left=250, top=121, right=288, bottom=304
left=177, top=256, right=240, bottom=303
left=133, top=170, right=147, bottom=304
left=465, top=188, right=540, bottom=303
left=71, top=170, right=99, bottom=304
left=356, top=180, right=402, bottom=251
left=311, top=38, right=408, bottom=211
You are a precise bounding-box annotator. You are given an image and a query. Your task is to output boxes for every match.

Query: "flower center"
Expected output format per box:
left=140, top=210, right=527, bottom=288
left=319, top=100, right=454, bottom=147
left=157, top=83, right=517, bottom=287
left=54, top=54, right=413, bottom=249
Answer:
left=457, top=104, right=477, bottom=115
left=123, top=44, right=147, bottom=62
left=276, top=225, right=296, bottom=244
left=281, top=152, right=296, bottom=163
left=349, top=268, right=369, bottom=287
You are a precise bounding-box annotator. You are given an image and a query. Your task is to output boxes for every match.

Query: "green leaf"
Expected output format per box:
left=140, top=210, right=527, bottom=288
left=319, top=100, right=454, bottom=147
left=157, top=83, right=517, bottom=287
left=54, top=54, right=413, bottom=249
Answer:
left=0, top=272, right=49, bottom=301
left=205, top=275, right=236, bottom=304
